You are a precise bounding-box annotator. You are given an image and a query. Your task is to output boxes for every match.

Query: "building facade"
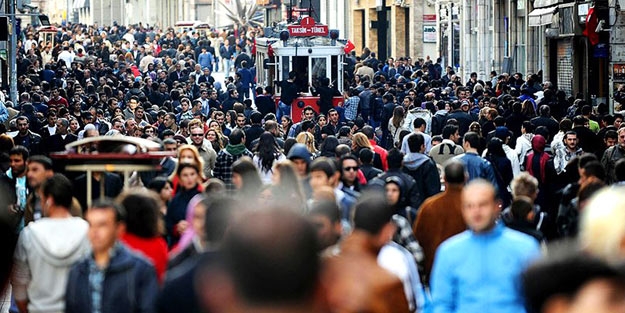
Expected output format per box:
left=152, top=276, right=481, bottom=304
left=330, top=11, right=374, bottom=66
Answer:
left=349, top=0, right=437, bottom=63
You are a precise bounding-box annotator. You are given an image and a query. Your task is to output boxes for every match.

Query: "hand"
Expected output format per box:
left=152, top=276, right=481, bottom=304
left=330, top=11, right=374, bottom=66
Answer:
left=8, top=204, right=21, bottom=214
left=176, top=220, right=189, bottom=234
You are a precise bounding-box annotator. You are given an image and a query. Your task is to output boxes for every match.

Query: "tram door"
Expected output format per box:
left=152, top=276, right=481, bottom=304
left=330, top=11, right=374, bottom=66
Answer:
left=293, top=56, right=309, bottom=92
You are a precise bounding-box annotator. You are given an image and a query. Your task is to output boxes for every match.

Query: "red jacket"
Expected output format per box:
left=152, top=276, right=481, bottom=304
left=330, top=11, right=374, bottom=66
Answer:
left=370, top=139, right=389, bottom=171
left=121, top=232, right=168, bottom=284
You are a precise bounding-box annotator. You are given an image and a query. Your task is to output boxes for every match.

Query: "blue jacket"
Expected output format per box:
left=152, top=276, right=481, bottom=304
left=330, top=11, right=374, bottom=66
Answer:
left=65, top=244, right=159, bottom=313
left=453, top=152, right=499, bottom=192
left=430, top=223, right=540, bottom=313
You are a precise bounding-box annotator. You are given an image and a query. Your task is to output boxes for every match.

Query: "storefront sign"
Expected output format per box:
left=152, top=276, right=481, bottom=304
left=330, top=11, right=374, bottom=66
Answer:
left=423, top=14, right=437, bottom=23
left=423, top=25, right=437, bottom=43
left=288, top=17, right=329, bottom=37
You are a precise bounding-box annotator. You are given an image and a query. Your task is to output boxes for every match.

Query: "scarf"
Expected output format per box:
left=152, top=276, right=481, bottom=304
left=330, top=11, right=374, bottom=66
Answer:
left=225, top=143, right=247, bottom=156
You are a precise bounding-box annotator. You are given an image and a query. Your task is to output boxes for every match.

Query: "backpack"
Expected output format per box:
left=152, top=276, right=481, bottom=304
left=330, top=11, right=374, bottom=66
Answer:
left=430, top=113, right=447, bottom=136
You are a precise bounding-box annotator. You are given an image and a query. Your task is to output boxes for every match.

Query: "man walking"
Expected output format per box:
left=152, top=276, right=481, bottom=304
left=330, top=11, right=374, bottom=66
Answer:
left=13, top=174, right=90, bottom=313
left=65, top=199, right=159, bottom=313
left=430, top=180, right=539, bottom=313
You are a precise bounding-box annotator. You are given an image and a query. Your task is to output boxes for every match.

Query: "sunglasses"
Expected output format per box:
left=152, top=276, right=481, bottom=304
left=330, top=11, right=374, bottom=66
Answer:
left=191, top=133, right=204, bottom=137
left=344, top=166, right=359, bottom=172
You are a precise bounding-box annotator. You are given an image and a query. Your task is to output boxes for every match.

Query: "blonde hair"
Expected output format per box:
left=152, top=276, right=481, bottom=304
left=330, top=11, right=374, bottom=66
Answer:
left=352, top=133, right=372, bottom=150
left=296, top=131, right=318, bottom=154
left=170, top=144, right=207, bottom=181
left=511, top=172, right=539, bottom=199
left=579, top=186, right=625, bottom=263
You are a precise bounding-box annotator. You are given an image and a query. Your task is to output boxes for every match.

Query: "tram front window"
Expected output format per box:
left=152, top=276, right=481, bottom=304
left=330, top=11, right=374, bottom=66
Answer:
left=293, top=56, right=309, bottom=93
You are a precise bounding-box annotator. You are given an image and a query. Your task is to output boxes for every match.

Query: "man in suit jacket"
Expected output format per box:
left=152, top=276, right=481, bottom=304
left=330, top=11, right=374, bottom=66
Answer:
left=47, top=118, right=78, bottom=155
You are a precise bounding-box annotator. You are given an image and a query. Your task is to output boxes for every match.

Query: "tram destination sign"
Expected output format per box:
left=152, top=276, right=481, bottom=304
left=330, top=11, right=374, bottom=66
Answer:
left=288, top=17, right=329, bottom=37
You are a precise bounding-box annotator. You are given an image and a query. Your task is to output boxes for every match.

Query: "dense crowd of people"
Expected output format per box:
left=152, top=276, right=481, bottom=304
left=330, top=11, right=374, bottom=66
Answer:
left=3, top=20, right=625, bottom=313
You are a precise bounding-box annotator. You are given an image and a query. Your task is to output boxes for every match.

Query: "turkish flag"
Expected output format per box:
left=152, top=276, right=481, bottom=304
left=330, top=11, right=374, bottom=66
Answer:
left=344, top=40, right=355, bottom=54
left=583, top=7, right=600, bottom=46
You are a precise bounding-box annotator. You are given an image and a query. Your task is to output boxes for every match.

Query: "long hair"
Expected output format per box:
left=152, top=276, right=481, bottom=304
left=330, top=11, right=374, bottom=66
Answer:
left=352, top=133, right=372, bottom=150
left=391, top=106, right=405, bottom=128
left=272, top=160, right=305, bottom=211
left=170, top=144, right=206, bottom=181
left=255, top=132, right=281, bottom=173
left=232, top=157, right=262, bottom=197
left=296, top=131, right=318, bottom=154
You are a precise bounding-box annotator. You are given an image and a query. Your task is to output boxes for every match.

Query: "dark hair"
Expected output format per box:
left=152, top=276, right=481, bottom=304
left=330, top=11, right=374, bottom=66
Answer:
left=255, top=132, right=281, bottom=172
left=361, top=126, right=375, bottom=139
left=463, top=132, right=480, bottom=149
left=90, top=198, right=126, bottom=223
left=559, top=119, right=573, bottom=132
left=309, top=200, right=340, bottom=224
left=283, top=138, right=297, bottom=156
left=117, top=189, right=162, bottom=238
left=578, top=181, right=605, bottom=204
left=387, top=148, right=403, bottom=169
left=309, top=157, right=337, bottom=178
left=353, top=193, right=393, bottom=234
left=250, top=111, right=263, bottom=124
left=9, top=145, right=29, bottom=160
left=359, top=148, right=374, bottom=164
left=522, top=121, right=535, bottom=133
left=412, top=117, right=426, bottom=129
left=340, top=154, right=359, bottom=171
left=42, top=174, right=73, bottom=209
left=582, top=161, right=606, bottom=182
left=232, top=157, right=262, bottom=196
left=615, top=158, right=625, bottom=182
left=176, top=162, right=201, bottom=178
left=147, top=177, right=171, bottom=194
left=486, top=138, right=506, bottom=157
left=522, top=248, right=623, bottom=313
left=27, top=155, right=53, bottom=170
left=510, top=198, right=533, bottom=220
left=442, top=124, right=459, bottom=140
left=320, top=136, right=339, bottom=158
left=203, top=195, right=238, bottom=243
left=229, top=128, right=246, bottom=145
left=407, top=133, right=424, bottom=153
left=444, top=160, right=466, bottom=184
left=221, top=209, right=319, bottom=305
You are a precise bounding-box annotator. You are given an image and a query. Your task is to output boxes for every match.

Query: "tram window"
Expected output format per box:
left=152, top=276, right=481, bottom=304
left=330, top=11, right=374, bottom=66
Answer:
left=293, top=56, right=309, bottom=93
left=311, top=58, right=327, bottom=86
left=281, top=56, right=290, bottom=85
left=331, top=56, right=338, bottom=88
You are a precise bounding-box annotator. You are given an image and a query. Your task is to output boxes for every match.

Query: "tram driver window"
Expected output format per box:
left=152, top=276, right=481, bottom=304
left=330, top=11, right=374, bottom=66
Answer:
left=293, top=56, right=309, bottom=93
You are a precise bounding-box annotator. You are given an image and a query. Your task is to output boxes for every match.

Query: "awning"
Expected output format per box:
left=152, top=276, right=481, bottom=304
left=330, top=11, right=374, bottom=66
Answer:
left=528, top=6, right=557, bottom=26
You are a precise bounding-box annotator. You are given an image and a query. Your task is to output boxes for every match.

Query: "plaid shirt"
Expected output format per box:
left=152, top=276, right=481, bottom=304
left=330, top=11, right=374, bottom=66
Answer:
left=213, top=148, right=254, bottom=190
left=344, top=96, right=360, bottom=121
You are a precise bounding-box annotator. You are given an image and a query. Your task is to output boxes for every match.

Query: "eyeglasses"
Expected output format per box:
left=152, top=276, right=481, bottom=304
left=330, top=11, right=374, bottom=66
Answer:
left=191, top=133, right=204, bottom=137
left=344, top=166, right=359, bottom=172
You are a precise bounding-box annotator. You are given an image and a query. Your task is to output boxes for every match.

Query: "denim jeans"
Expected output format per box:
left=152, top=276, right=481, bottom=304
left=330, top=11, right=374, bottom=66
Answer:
left=277, top=101, right=291, bottom=121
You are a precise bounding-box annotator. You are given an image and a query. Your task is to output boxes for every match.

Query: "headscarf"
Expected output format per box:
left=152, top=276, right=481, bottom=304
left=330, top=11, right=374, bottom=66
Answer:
left=171, top=194, right=205, bottom=254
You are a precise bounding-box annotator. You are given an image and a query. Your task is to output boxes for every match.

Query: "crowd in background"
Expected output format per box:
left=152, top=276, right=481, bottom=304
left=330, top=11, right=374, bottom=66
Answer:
left=3, top=20, right=625, bottom=313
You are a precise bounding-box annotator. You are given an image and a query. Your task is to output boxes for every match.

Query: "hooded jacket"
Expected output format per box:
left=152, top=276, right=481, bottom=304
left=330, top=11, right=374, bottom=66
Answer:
left=402, top=152, right=441, bottom=209
left=526, top=135, right=550, bottom=183
left=13, top=217, right=90, bottom=313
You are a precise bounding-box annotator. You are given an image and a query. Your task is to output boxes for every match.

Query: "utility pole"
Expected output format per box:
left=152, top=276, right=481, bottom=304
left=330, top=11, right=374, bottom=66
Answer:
left=8, top=0, right=17, bottom=104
